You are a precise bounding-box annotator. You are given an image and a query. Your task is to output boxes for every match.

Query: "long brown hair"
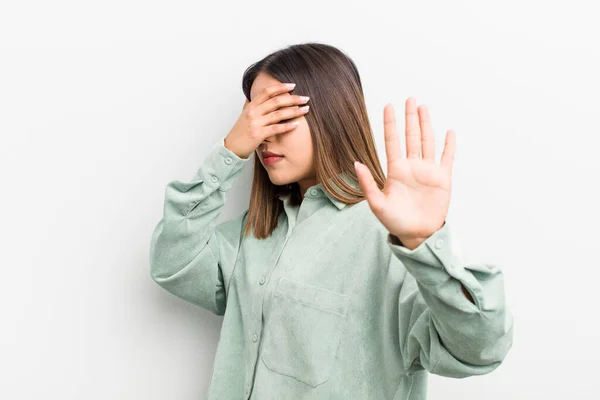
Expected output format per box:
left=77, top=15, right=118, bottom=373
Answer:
left=241, top=42, right=386, bottom=239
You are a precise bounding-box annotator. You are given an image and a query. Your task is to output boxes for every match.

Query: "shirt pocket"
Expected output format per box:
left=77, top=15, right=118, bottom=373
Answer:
left=260, top=277, right=349, bottom=387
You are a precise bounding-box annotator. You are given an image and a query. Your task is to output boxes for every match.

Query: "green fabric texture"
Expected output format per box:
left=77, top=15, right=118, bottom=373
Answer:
left=149, top=138, right=514, bottom=399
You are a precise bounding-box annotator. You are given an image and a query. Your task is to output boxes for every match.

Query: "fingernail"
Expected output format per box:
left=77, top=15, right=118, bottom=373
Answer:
left=285, top=83, right=296, bottom=88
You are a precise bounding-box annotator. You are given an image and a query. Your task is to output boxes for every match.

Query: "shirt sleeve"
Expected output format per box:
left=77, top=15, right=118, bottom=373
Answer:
left=149, top=137, right=250, bottom=315
left=387, top=221, right=514, bottom=378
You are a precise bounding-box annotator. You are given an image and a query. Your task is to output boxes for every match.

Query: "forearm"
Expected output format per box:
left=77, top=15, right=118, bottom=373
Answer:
left=388, top=222, right=514, bottom=376
left=390, top=232, right=474, bottom=304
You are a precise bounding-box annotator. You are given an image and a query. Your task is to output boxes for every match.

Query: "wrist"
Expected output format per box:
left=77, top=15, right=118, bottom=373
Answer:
left=223, top=136, right=249, bottom=160
left=392, top=221, right=446, bottom=250
left=392, top=234, right=426, bottom=250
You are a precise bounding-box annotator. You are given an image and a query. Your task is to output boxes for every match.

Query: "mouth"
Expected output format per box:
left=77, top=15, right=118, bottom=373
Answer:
left=261, top=150, right=284, bottom=159
left=263, top=155, right=284, bottom=165
left=262, top=152, right=283, bottom=158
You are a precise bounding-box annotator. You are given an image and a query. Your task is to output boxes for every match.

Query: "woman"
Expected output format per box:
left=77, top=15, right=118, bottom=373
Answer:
left=149, top=43, right=513, bottom=399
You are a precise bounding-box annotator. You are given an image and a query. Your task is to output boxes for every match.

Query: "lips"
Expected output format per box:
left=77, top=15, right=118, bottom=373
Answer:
left=262, top=151, right=283, bottom=159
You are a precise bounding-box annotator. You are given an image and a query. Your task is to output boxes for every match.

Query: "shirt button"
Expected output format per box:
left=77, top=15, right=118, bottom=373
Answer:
left=224, top=157, right=232, bottom=165
left=310, top=189, right=318, bottom=196
left=435, top=238, right=444, bottom=249
left=259, top=277, right=265, bottom=285
left=252, top=333, right=258, bottom=342
left=211, top=176, right=219, bottom=183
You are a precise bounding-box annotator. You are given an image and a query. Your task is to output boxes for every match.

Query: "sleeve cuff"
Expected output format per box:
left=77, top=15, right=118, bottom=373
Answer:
left=190, top=137, right=250, bottom=192
left=387, top=221, right=467, bottom=285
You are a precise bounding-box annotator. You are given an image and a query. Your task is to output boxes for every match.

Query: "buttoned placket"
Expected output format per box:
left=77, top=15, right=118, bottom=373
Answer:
left=243, top=187, right=323, bottom=399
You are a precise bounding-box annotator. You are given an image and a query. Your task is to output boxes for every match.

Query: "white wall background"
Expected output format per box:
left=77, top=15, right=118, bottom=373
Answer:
left=2, top=0, right=598, bottom=399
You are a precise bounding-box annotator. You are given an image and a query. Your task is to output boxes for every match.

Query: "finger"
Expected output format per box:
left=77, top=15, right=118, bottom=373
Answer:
left=261, top=93, right=308, bottom=116
left=440, top=129, right=456, bottom=174
left=354, top=161, right=386, bottom=213
left=418, top=104, right=435, bottom=163
left=260, top=102, right=309, bottom=127
left=383, top=104, right=403, bottom=166
left=405, top=97, right=421, bottom=159
left=252, top=82, right=296, bottom=109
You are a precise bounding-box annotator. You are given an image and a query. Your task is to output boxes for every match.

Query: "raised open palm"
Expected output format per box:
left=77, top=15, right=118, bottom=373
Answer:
left=354, top=97, right=456, bottom=250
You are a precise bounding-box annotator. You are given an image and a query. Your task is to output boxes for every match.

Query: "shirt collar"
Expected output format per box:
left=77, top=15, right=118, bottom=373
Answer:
left=277, top=171, right=360, bottom=210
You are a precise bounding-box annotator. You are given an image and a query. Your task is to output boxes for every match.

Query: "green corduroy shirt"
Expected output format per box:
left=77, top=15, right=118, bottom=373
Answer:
left=149, top=137, right=514, bottom=400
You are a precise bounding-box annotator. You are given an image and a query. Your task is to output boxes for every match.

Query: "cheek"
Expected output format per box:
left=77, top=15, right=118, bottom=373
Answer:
left=295, top=132, right=314, bottom=168
left=300, top=124, right=314, bottom=154
left=272, top=119, right=313, bottom=165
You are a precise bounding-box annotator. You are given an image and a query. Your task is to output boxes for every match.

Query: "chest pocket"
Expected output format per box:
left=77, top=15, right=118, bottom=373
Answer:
left=260, top=277, right=349, bottom=387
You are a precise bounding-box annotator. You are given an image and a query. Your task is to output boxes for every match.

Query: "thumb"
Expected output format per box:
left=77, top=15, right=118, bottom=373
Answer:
left=354, top=161, right=385, bottom=213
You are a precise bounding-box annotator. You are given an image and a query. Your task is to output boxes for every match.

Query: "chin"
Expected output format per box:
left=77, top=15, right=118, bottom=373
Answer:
left=266, top=173, right=295, bottom=187
left=269, top=178, right=294, bottom=186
